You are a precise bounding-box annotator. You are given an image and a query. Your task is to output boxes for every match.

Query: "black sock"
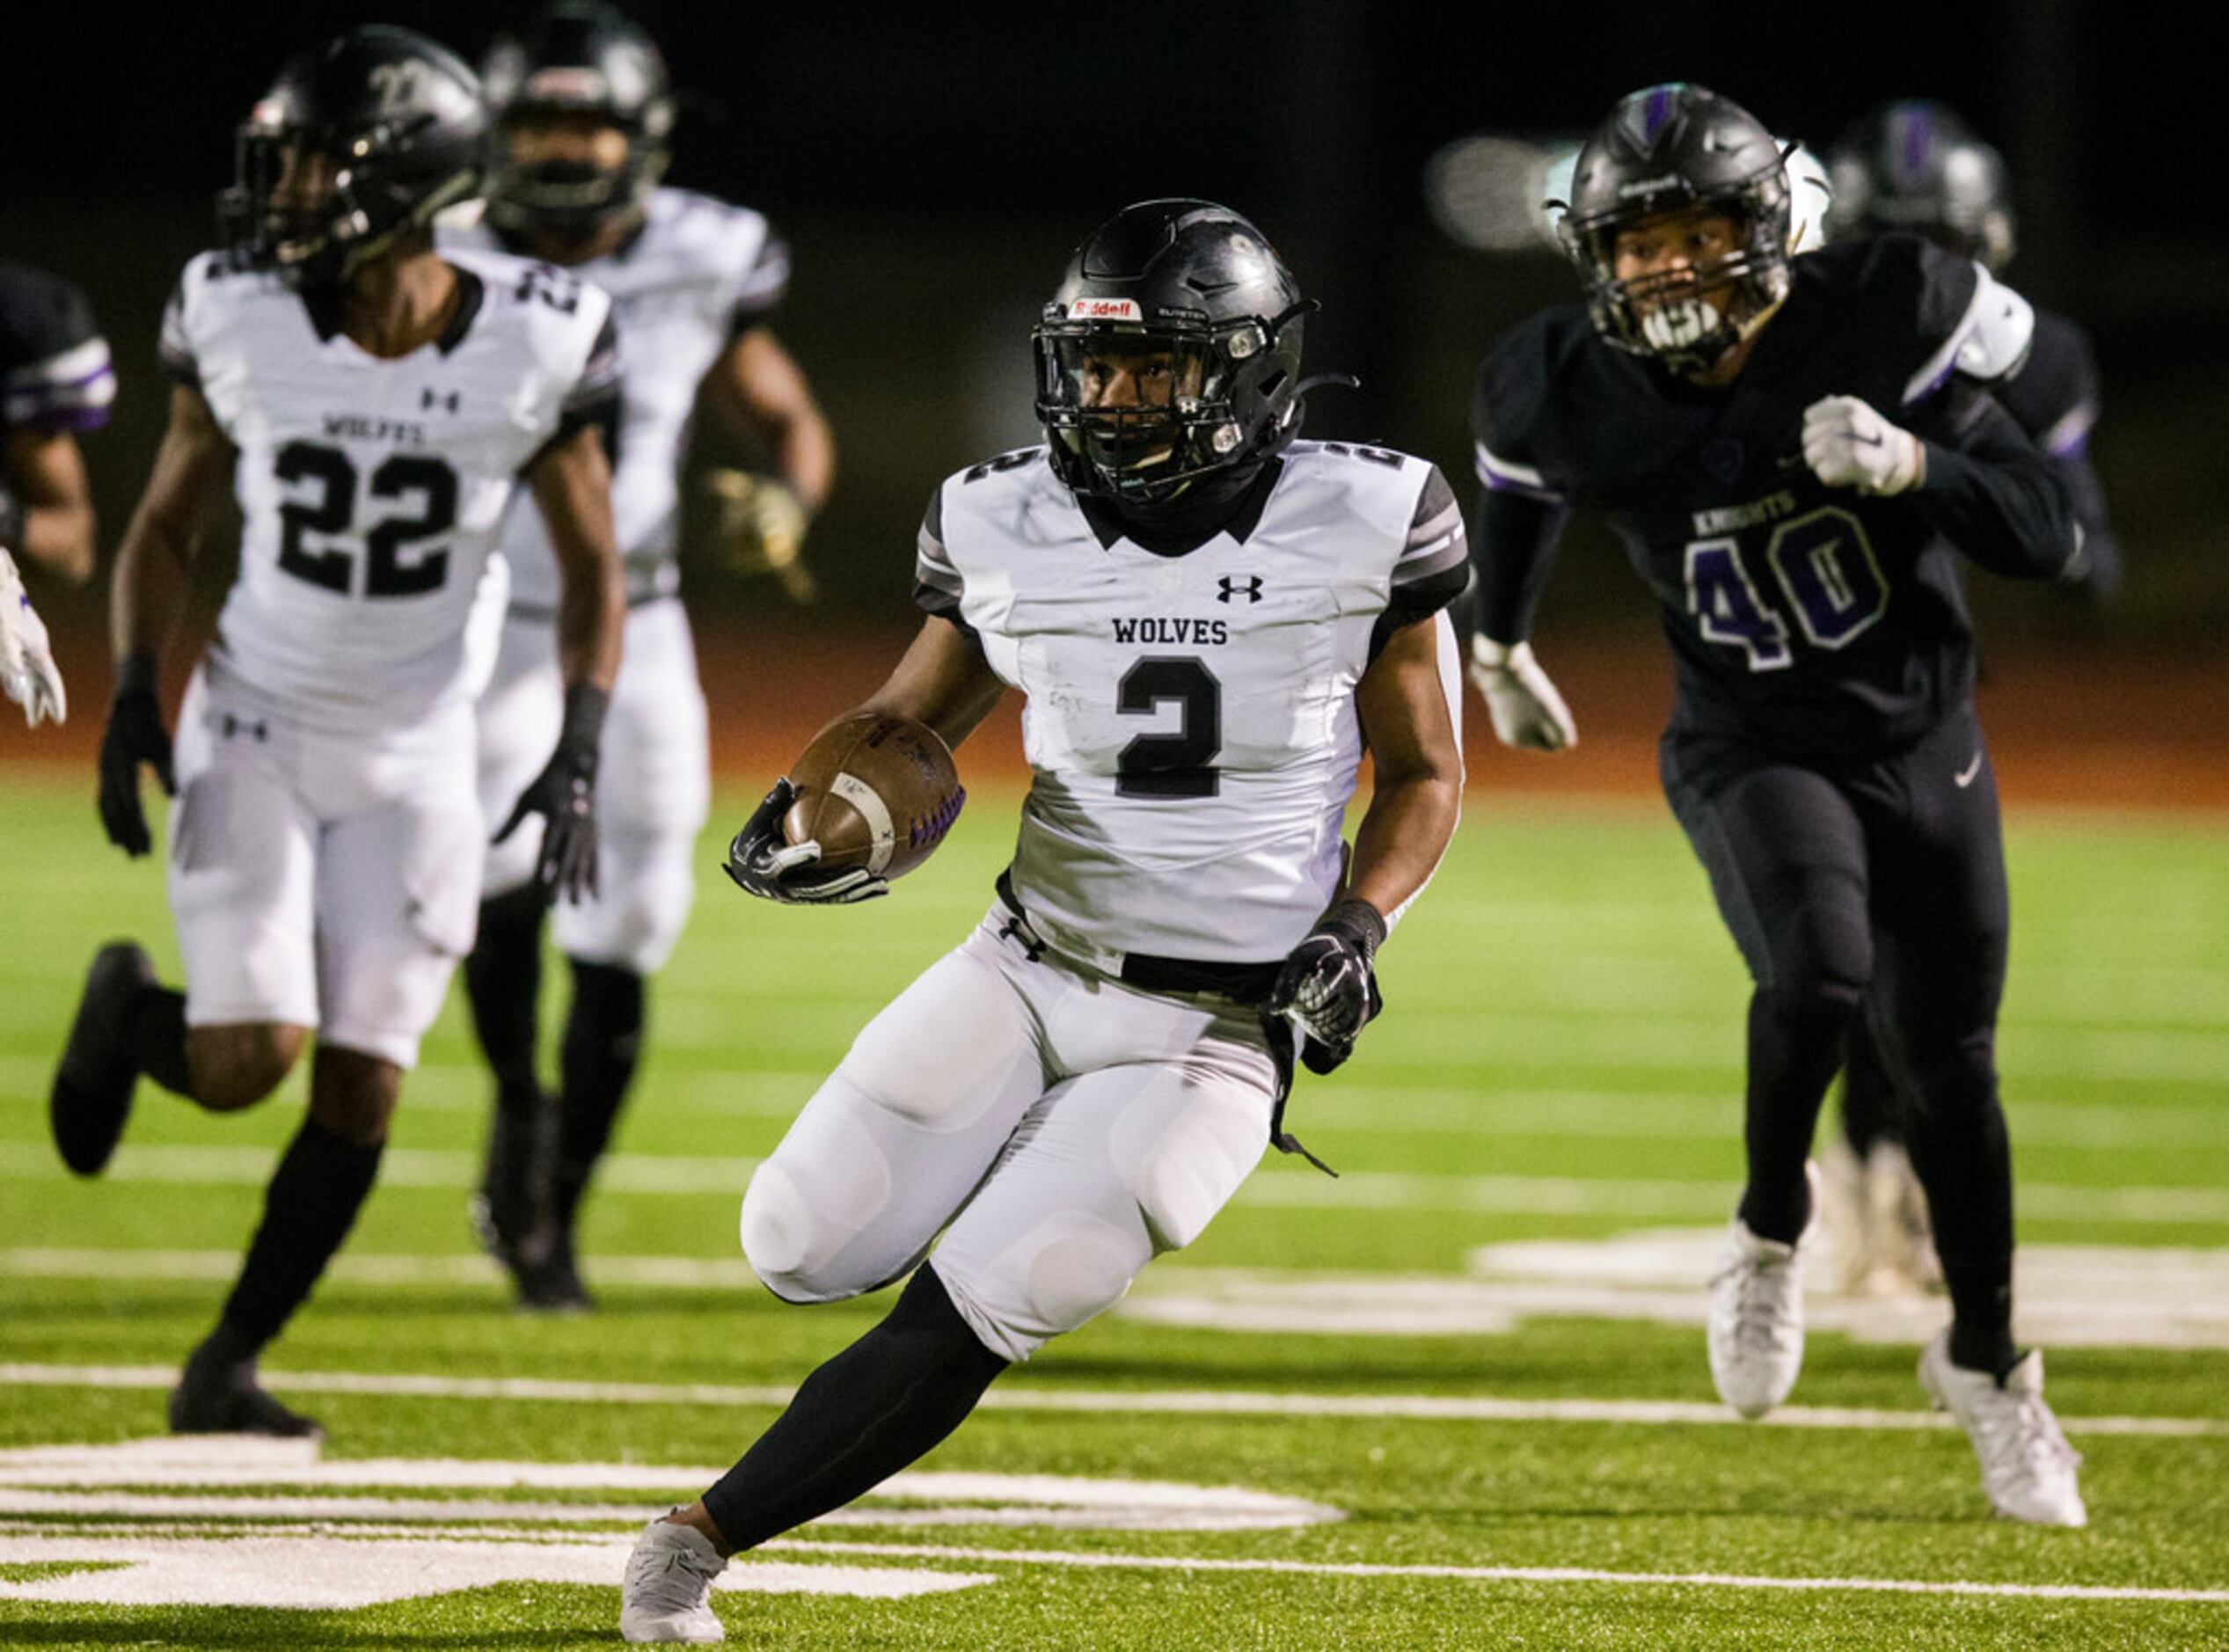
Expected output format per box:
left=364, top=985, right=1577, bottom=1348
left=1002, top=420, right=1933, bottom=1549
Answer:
left=700, top=1266, right=1008, bottom=1552
left=464, top=886, right=549, bottom=1115
left=1899, top=1056, right=2020, bottom=1378
left=1737, top=985, right=1860, bottom=1243
left=127, top=984, right=194, bottom=1097
left=464, top=887, right=550, bottom=1225
left=217, top=1116, right=384, bottom=1355
left=552, top=960, right=645, bottom=1233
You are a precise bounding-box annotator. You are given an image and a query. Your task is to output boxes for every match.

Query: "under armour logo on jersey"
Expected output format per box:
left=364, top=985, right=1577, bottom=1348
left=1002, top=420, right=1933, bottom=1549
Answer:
left=1217, top=575, right=1266, bottom=604
left=217, top=713, right=268, bottom=743
left=420, top=387, right=459, bottom=413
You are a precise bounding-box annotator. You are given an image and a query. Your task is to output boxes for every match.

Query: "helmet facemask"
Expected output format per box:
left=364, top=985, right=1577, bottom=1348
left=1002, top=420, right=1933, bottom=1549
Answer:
left=486, top=104, right=670, bottom=244
left=1560, top=165, right=1792, bottom=376
left=1034, top=305, right=1303, bottom=509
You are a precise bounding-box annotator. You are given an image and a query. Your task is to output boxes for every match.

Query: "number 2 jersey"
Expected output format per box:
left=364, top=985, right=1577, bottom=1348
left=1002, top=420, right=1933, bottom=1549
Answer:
left=159, top=248, right=619, bottom=730
left=1470, top=235, right=2081, bottom=759
left=916, top=442, right=1468, bottom=968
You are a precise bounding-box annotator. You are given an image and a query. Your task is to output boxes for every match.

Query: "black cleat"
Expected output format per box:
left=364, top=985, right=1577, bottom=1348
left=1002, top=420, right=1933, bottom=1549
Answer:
left=169, top=1339, right=324, bottom=1439
left=50, top=942, right=155, bottom=1176
left=513, top=1222, right=594, bottom=1314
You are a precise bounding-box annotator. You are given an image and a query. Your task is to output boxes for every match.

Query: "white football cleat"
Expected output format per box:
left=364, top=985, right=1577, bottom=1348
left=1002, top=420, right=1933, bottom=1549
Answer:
left=620, top=1514, right=727, bottom=1644
left=1918, top=1332, right=2087, bottom=1527
left=1707, top=1169, right=1817, bottom=1419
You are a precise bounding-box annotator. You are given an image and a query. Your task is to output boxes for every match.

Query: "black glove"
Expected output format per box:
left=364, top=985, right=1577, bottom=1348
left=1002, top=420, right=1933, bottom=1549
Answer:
left=493, top=683, right=607, bottom=904
left=1266, top=897, right=1386, bottom=1074
left=97, top=650, right=175, bottom=858
left=722, top=778, right=889, bottom=905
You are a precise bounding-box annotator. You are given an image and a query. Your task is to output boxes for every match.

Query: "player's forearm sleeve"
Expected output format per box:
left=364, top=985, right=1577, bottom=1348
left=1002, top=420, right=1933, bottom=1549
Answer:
left=1470, top=486, right=1569, bottom=643
left=1916, top=393, right=2082, bottom=581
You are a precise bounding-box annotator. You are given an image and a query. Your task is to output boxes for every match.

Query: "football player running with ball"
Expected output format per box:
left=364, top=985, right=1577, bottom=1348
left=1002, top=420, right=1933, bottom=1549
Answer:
left=48, top=27, right=624, bottom=1437
left=442, top=0, right=835, bottom=1312
left=617, top=199, right=1468, bottom=1642
left=1465, top=84, right=2087, bottom=1524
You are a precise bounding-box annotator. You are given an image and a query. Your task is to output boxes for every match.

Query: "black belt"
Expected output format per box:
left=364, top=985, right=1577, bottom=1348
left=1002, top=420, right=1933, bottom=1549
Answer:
left=994, top=871, right=1282, bottom=1005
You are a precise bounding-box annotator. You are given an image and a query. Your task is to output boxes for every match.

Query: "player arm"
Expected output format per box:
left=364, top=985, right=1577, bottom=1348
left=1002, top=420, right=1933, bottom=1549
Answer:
left=1347, top=613, right=1465, bottom=925
left=109, top=384, right=236, bottom=667
left=525, top=422, right=625, bottom=694
left=856, top=615, right=1008, bottom=752
left=2, top=426, right=97, bottom=582
left=698, top=328, right=836, bottom=515
left=1911, top=384, right=2084, bottom=581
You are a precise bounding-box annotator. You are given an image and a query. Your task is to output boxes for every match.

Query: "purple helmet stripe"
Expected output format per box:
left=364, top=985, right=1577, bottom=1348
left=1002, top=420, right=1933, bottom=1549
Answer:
left=1894, top=103, right=1933, bottom=189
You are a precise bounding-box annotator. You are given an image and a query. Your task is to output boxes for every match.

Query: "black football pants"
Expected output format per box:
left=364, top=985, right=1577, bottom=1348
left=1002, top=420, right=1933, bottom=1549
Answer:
left=1660, top=707, right=2015, bottom=1290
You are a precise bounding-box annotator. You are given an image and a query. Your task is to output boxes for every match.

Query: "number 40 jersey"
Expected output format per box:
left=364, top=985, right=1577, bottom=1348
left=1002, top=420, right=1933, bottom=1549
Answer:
left=159, top=248, right=618, bottom=730
left=917, top=441, right=1469, bottom=969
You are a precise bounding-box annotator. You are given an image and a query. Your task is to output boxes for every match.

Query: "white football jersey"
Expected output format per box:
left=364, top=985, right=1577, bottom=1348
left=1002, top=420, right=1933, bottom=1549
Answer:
left=441, top=188, right=790, bottom=609
left=160, top=247, right=618, bottom=731
left=917, top=442, right=1469, bottom=967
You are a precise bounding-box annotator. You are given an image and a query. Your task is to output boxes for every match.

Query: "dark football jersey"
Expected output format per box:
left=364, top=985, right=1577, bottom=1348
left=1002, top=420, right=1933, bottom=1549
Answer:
left=0, top=259, right=114, bottom=433
left=1470, top=236, right=2079, bottom=757
left=1997, top=306, right=2118, bottom=596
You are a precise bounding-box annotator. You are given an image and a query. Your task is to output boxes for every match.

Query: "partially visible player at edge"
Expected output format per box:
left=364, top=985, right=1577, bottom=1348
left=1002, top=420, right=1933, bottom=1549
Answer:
left=1465, top=84, right=2088, bottom=1524
left=1816, top=98, right=2123, bottom=1296
left=48, top=26, right=624, bottom=1437
left=616, top=199, right=1468, bottom=1642
left=0, top=256, right=117, bottom=726
left=440, top=0, right=834, bottom=1312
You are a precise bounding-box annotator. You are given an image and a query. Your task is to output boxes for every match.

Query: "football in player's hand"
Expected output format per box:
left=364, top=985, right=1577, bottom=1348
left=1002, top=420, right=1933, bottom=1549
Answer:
left=782, top=712, right=965, bottom=881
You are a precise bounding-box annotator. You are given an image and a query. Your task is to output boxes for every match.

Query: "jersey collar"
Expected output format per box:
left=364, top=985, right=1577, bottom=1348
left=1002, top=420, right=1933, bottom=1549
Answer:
left=300, top=266, right=485, bottom=358
left=1076, top=457, right=1284, bottom=559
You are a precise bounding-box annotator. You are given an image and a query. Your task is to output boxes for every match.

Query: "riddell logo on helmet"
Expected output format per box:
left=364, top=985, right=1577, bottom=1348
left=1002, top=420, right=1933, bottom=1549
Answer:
left=1068, top=298, right=1144, bottom=321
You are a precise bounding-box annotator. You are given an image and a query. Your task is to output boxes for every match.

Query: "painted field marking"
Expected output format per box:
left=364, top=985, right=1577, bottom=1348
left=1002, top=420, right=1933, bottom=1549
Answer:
left=3, top=1142, right=2225, bottom=1225
left=1, top=1363, right=2220, bottom=1437
left=760, top=1538, right=2229, bottom=1608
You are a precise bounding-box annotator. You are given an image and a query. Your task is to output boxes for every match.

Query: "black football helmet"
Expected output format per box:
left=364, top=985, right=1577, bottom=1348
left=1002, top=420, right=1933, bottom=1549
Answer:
left=221, top=27, right=485, bottom=291
left=1557, top=83, right=1793, bottom=374
left=1034, top=200, right=1313, bottom=510
left=482, top=2, right=674, bottom=243
left=1825, top=100, right=2015, bottom=272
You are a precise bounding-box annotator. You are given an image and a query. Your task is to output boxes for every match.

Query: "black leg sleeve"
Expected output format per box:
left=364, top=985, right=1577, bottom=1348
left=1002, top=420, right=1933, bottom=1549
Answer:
left=217, top=1116, right=384, bottom=1354
left=700, top=1266, right=1008, bottom=1553
left=464, top=887, right=551, bottom=1229
left=552, top=959, right=646, bottom=1232
left=1838, top=1011, right=1905, bottom=1156
left=126, top=983, right=194, bottom=1098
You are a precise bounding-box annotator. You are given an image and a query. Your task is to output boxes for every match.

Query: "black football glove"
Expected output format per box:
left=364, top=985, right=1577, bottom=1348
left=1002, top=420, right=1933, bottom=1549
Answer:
left=1266, top=897, right=1387, bottom=1075
left=723, top=778, right=889, bottom=905
left=493, top=683, right=607, bottom=904
left=97, top=651, right=175, bottom=858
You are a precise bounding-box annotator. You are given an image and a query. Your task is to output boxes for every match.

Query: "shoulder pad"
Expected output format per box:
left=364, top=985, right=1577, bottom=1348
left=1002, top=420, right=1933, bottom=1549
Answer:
left=1904, top=259, right=2033, bottom=405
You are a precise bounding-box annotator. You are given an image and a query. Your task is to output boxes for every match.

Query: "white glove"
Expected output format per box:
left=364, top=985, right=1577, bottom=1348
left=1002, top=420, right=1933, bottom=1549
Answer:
left=1467, top=633, right=1575, bottom=752
left=0, top=548, right=67, bottom=728
left=1801, top=395, right=1925, bottom=496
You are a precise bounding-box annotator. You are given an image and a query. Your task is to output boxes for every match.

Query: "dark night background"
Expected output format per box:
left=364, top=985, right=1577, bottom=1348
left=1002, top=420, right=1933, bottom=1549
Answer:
left=8, top=0, right=2226, bottom=670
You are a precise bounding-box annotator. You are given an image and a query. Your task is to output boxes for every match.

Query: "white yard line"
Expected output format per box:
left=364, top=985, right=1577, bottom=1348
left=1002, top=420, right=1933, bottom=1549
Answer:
left=2, top=1144, right=2225, bottom=1224
left=2, top=1362, right=2220, bottom=1437
left=757, top=1538, right=2229, bottom=1606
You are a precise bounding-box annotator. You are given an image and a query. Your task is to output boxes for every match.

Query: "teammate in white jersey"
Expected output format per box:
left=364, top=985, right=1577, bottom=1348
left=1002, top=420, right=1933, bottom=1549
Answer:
left=48, top=27, right=625, bottom=1438
left=442, top=1, right=836, bottom=1311
left=618, top=199, right=1467, bottom=1643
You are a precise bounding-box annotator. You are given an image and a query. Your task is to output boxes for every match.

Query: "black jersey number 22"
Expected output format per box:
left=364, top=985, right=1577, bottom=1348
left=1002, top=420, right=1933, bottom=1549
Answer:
left=1115, top=657, right=1221, bottom=798
left=274, top=440, right=459, bottom=598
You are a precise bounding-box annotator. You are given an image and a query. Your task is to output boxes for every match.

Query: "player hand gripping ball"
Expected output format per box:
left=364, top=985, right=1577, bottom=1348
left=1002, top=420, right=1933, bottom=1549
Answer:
left=1467, top=633, right=1577, bottom=752
left=493, top=683, right=607, bottom=903
left=96, top=652, right=174, bottom=857
left=1267, top=897, right=1387, bottom=1075
left=724, top=778, right=890, bottom=905
left=0, top=547, right=67, bottom=728
left=1801, top=395, right=1925, bottom=495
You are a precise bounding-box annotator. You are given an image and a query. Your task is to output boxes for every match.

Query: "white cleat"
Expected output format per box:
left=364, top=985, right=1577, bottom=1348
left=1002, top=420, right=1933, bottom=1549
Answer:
left=1918, top=1332, right=2087, bottom=1528
left=1707, top=1195, right=1812, bottom=1419
left=621, top=1514, right=728, bottom=1643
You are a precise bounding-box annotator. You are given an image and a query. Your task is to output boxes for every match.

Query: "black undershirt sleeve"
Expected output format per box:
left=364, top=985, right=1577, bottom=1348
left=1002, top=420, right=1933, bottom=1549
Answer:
left=1470, top=486, right=1571, bottom=643
left=1913, top=383, right=2082, bottom=581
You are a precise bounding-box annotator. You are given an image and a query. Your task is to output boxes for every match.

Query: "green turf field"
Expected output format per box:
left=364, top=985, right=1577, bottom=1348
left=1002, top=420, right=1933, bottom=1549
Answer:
left=3, top=768, right=2225, bottom=1648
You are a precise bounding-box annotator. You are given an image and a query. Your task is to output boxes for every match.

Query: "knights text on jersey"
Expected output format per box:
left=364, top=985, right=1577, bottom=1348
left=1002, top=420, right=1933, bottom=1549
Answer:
left=0, top=259, right=115, bottom=433
left=159, top=247, right=619, bottom=730
left=917, top=442, right=1468, bottom=968
left=441, top=188, right=790, bottom=609
left=1472, top=235, right=2072, bottom=757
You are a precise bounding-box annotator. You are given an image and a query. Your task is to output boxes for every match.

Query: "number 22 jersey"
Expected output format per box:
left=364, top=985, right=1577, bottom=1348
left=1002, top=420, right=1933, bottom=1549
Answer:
left=159, top=247, right=619, bottom=731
